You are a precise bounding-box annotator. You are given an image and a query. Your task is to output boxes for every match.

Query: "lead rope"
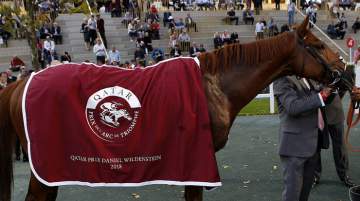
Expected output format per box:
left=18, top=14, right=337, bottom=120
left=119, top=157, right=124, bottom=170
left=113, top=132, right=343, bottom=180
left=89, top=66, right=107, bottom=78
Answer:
left=345, top=100, right=360, bottom=152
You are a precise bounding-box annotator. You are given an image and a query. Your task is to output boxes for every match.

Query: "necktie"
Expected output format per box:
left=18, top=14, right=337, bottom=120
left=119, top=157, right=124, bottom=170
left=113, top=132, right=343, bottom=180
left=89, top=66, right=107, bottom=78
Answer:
left=318, top=110, right=324, bottom=131
left=303, top=79, right=325, bottom=131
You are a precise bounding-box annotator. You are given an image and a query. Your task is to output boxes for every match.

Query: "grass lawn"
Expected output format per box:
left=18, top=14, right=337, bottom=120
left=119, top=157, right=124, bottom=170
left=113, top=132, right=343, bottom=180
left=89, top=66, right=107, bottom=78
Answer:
left=239, top=98, right=278, bottom=115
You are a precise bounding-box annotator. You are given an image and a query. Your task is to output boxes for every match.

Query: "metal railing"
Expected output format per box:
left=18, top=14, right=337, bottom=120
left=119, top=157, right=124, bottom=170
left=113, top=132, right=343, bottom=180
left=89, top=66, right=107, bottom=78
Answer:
left=295, top=7, right=349, bottom=59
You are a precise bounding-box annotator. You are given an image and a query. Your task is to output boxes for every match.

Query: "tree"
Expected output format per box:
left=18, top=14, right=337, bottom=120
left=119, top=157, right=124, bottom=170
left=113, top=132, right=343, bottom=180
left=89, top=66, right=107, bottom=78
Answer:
left=0, top=0, right=92, bottom=71
left=0, top=2, right=48, bottom=71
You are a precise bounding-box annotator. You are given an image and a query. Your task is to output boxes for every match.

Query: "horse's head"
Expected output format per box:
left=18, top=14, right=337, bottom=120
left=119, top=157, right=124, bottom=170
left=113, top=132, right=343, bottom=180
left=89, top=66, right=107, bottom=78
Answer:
left=290, top=16, right=353, bottom=91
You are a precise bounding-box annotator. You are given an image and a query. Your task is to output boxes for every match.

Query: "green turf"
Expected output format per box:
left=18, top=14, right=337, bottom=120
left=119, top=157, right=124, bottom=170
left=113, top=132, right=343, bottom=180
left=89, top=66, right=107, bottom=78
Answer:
left=239, top=99, right=278, bottom=115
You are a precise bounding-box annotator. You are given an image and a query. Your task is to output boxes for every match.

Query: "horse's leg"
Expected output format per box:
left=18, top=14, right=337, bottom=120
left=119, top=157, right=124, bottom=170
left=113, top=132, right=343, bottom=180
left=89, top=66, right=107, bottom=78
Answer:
left=25, top=173, right=58, bottom=201
left=184, top=186, right=203, bottom=201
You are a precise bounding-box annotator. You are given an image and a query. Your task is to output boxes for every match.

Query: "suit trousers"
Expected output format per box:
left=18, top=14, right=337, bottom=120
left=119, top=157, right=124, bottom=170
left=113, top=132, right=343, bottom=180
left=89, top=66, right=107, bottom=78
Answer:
left=281, top=152, right=319, bottom=201
left=314, top=123, right=349, bottom=180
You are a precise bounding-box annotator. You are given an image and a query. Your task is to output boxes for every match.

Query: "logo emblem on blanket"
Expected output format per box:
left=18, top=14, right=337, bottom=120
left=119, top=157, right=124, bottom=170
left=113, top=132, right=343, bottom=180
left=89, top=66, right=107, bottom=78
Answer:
left=85, top=86, right=141, bottom=142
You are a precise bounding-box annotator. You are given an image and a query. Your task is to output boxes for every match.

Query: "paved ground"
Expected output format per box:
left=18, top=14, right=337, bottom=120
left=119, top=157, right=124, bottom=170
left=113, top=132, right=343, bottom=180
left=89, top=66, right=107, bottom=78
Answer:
left=12, top=107, right=360, bottom=201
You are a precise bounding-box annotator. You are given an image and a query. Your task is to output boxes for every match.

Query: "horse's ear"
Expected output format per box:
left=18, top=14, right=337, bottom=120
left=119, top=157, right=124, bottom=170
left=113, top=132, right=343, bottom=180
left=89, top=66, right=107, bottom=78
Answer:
left=297, top=16, right=310, bottom=38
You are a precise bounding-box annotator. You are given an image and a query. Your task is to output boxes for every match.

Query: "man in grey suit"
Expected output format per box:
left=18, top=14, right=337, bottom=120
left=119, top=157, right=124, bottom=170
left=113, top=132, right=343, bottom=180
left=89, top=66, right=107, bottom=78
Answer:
left=274, top=76, right=331, bottom=201
left=314, top=93, right=355, bottom=187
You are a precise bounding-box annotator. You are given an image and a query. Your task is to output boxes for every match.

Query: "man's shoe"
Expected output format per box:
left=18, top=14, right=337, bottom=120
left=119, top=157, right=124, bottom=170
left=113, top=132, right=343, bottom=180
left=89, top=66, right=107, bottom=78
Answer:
left=312, top=177, right=320, bottom=188
left=23, top=157, right=29, bottom=162
left=15, top=156, right=20, bottom=161
left=342, top=176, right=356, bottom=188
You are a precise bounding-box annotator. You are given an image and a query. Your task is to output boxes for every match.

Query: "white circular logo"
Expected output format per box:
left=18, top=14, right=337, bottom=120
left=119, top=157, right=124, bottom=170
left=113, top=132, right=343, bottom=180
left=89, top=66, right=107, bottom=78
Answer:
left=85, top=86, right=141, bottom=142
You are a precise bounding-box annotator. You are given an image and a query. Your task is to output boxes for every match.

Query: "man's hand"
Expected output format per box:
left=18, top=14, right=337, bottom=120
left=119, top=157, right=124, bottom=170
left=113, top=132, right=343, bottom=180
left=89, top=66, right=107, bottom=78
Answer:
left=351, top=87, right=360, bottom=101
left=320, top=87, right=332, bottom=101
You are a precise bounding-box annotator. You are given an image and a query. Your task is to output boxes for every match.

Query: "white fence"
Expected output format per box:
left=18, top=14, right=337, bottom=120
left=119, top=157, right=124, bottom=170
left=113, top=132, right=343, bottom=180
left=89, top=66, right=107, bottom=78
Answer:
left=255, top=83, right=275, bottom=114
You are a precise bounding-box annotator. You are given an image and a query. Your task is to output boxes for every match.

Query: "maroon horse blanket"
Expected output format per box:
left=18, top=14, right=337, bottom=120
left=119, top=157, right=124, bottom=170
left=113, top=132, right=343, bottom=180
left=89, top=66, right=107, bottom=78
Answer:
left=22, top=57, right=221, bottom=187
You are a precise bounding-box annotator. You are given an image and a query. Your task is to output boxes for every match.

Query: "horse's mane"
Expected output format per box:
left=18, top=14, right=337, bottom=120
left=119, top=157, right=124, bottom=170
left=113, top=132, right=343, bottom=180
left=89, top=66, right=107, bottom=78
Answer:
left=198, top=32, right=297, bottom=75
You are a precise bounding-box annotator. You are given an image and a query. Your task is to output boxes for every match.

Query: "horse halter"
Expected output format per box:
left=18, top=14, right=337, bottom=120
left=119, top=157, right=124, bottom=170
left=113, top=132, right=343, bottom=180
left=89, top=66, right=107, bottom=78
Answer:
left=298, top=36, right=359, bottom=109
left=298, top=36, right=353, bottom=91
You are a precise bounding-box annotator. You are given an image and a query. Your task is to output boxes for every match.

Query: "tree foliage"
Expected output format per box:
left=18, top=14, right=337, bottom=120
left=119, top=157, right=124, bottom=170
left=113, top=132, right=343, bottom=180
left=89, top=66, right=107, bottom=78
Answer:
left=0, top=0, right=95, bottom=70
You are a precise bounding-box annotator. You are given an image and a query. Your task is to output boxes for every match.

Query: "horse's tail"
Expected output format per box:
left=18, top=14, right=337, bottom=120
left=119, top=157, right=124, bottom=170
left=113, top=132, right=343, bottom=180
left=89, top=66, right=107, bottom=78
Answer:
left=0, top=82, right=20, bottom=201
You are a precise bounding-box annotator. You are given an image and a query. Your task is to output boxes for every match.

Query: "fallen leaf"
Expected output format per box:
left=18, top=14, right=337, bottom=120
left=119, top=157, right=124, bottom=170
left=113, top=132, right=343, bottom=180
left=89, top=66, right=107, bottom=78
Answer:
left=132, top=193, right=140, bottom=199
left=223, top=165, right=230, bottom=169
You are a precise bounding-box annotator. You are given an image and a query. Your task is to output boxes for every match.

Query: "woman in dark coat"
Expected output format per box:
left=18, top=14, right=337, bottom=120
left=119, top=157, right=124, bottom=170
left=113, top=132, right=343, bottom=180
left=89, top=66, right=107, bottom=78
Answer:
left=81, top=18, right=90, bottom=50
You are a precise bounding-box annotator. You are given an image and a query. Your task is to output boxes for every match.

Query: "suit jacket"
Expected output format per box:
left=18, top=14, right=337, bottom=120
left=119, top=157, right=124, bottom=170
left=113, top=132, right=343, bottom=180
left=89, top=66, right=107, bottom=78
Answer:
left=51, top=26, right=61, bottom=35
left=189, top=47, right=199, bottom=57
left=324, top=94, right=344, bottom=125
left=274, top=76, right=325, bottom=158
left=213, top=37, right=223, bottom=49
left=97, top=18, right=105, bottom=33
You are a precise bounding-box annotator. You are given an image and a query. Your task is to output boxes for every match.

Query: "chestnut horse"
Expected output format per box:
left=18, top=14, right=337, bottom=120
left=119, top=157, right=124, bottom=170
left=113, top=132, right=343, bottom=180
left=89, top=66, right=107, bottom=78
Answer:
left=0, top=17, right=348, bottom=201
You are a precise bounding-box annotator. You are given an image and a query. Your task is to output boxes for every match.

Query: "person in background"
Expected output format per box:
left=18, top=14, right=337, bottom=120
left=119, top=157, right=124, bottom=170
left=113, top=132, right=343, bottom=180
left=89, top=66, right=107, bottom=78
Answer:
left=275, top=76, right=333, bottom=201
left=81, top=18, right=91, bottom=50
left=280, top=24, right=290, bottom=33
left=175, top=18, right=185, bottom=30
left=352, top=17, right=360, bottom=34
left=60, top=51, right=72, bottom=63
left=151, top=48, right=164, bottom=63
left=221, top=30, right=231, bottom=44
left=230, top=32, right=239, bottom=43
left=243, top=8, right=254, bottom=25
left=163, top=11, right=172, bottom=26
left=268, top=17, right=279, bottom=36
left=178, top=30, right=191, bottom=42
left=313, top=91, right=356, bottom=188
left=43, top=36, right=55, bottom=66
left=227, top=7, right=239, bottom=25
left=99, top=5, right=106, bottom=13
left=170, top=44, right=182, bottom=57
left=169, top=32, right=178, bottom=48
left=93, top=38, right=106, bottom=65
left=275, top=0, right=280, bottom=10
left=96, top=14, right=108, bottom=48
left=87, top=15, right=97, bottom=46
left=134, top=46, right=146, bottom=61
left=255, top=20, right=265, bottom=40
left=287, top=0, right=296, bottom=26
left=213, top=32, right=223, bottom=49
left=199, top=43, right=206, bottom=52
left=306, top=4, right=317, bottom=28
left=334, top=20, right=346, bottom=39
left=108, top=46, right=121, bottom=65
left=189, top=42, right=200, bottom=57
left=150, top=20, right=160, bottom=39
left=128, top=21, right=138, bottom=41
left=339, top=12, right=348, bottom=29
left=185, top=13, right=197, bottom=32
left=353, top=45, right=360, bottom=65
left=51, top=22, right=62, bottom=44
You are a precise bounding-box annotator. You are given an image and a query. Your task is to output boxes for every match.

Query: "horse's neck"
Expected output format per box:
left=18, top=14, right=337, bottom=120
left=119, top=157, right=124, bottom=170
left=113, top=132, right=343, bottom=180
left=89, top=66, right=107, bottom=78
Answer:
left=202, top=33, right=296, bottom=122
